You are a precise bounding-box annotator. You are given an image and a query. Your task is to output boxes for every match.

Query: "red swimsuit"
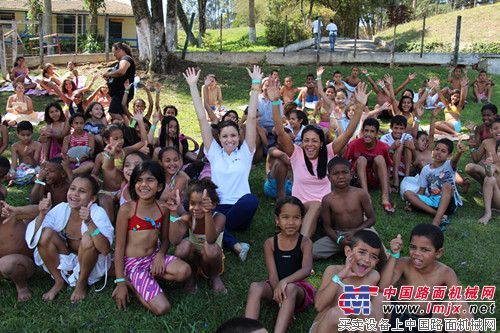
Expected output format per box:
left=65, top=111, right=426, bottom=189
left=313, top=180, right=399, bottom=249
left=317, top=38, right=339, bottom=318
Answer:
left=128, top=201, right=164, bottom=231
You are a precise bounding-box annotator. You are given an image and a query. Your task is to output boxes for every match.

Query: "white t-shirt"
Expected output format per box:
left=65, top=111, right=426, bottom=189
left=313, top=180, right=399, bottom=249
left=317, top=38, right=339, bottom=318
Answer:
left=205, top=140, right=255, bottom=205
left=380, top=132, right=413, bottom=147
left=312, top=20, right=323, bottom=34
left=326, top=23, right=338, bottom=35
left=418, top=160, right=463, bottom=206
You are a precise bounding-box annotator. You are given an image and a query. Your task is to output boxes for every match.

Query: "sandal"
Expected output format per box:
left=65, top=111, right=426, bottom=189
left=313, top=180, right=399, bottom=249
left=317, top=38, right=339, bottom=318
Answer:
left=439, top=216, right=451, bottom=232
left=382, top=202, right=395, bottom=214
left=404, top=201, right=413, bottom=212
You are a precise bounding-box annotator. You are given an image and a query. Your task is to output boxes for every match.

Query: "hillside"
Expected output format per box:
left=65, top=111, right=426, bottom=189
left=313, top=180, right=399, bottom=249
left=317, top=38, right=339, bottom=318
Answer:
left=376, top=3, right=500, bottom=53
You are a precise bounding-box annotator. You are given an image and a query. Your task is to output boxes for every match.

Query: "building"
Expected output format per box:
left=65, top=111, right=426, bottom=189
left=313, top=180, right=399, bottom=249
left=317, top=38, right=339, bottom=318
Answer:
left=0, top=0, right=137, bottom=48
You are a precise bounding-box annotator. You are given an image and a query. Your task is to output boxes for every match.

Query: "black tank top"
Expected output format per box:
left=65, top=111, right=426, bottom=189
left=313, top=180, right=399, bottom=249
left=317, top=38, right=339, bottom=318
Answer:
left=274, top=234, right=303, bottom=281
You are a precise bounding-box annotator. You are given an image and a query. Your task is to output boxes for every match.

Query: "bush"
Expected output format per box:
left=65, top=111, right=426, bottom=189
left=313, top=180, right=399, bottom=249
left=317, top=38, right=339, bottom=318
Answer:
left=264, top=16, right=309, bottom=47
left=463, top=42, right=500, bottom=54
left=395, top=39, right=453, bottom=53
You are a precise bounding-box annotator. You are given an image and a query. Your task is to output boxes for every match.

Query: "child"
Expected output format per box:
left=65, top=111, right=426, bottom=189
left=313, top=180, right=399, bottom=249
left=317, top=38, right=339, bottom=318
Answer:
left=446, top=66, right=467, bottom=92
left=202, top=74, right=224, bottom=120
left=122, top=79, right=155, bottom=123
left=326, top=70, right=347, bottom=92
left=434, top=77, right=468, bottom=137
left=381, top=224, right=478, bottom=331
left=380, top=115, right=414, bottom=191
left=285, top=109, right=307, bottom=145
left=4, top=82, right=40, bottom=126
left=25, top=175, right=114, bottom=302
left=403, top=138, right=465, bottom=230
left=39, top=102, right=70, bottom=162
left=10, top=56, right=36, bottom=90
left=120, top=151, right=150, bottom=206
left=150, top=115, right=185, bottom=157
left=264, top=144, right=293, bottom=199
left=297, top=74, right=319, bottom=114
left=343, top=118, right=395, bottom=213
left=343, top=67, right=361, bottom=94
left=94, top=85, right=111, bottom=111
left=313, top=157, right=376, bottom=259
left=62, top=113, right=95, bottom=175
left=280, top=76, right=301, bottom=104
left=472, top=70, right=494, bottom=103
left=113, top=161, right=191, bottom=315
left=84, top=101, right=108, bottom=150
left=10, top=121, right=42, bottom=186
left=473, top=103, right=498, bottom=142
left=158, top=147, right=190, bottom=203
left=163, top=105, right=178, bottom=118
left=30, top=158, right=70, bottom=205
left=362, top=69, right=416, bottom=110
left=0, top=114, right=8, bottom=155
left=0, top=157, right=10, bottom=198
left=245, top=196, right=314, bottom=333
left=310, top=229, right=383, bottom=333
left=169, top=179, right=226, bottom=292
left=478, top=118, right=500, bottom=225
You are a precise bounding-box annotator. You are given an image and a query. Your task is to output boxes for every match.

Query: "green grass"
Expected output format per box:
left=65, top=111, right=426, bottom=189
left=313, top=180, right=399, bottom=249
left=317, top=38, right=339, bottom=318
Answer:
left=177, top=23, right=275, bottom=52
left=376, top=3, right=500, bottom=52
left=0, top=64, right=499, bottom=332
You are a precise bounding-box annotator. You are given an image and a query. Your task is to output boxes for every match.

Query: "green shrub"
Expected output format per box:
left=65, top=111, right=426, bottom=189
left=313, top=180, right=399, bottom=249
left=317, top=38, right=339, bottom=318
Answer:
left=395, top=39, right=452, bottom=53
left=463, top=42, right=500, bottom=54
left=264, top=16, right=309, bottom=47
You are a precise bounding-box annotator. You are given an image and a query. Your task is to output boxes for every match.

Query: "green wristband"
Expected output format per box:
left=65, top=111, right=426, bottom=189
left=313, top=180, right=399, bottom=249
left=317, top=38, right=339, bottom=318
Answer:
left=170, top=215, right=180, bottom=223
left=150, top=124, right=157, bottom=132
left=114, top=278, right=126, bottom=284
left=90, top=228, right=101, bottom=237
left=336, top=235, right=345, bottom=245
left=130, top=119, right=137, bottom=128
left=271, top=100, right=281, bottom=106
left=332, top=274, right=346, bottom=288
left=251, top=79, right=261, bottom=84
left=389, top=251, right=401, bottom=259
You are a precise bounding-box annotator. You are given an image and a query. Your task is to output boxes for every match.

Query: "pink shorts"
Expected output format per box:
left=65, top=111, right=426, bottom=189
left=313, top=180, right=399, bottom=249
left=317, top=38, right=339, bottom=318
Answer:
left=319, top=121, right=330, bottom=129
left=267, top=280, right=315, bottom=313
left=124, top=251, right=177, bottom=302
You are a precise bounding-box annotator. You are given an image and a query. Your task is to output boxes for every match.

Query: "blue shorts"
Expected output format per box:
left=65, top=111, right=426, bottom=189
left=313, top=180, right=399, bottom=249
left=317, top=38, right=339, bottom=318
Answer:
left=417, top=194, right=457, bottom=215
left=452, top=120, right=462, bottom=133
left=264, top=173, right=292, bottom=198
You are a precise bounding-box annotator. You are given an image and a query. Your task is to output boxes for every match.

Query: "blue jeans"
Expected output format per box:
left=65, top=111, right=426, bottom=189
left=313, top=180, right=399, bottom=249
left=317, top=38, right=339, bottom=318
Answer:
left=329, top=34, right=336, bottom=51
left=314, top=33, right=321, bottom=49
left=217, top=193, right=259, bottom=249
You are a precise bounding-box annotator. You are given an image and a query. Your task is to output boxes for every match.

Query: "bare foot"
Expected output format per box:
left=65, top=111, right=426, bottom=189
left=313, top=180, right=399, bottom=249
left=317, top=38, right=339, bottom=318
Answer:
left=390, top=185, right=399, bottom=194
left=16, top=286, right=32, bottom=302
left=461, top=178, right=471, bottom=194
left=209, top=276, right=227, bottom=293
left=42, top=280, right=65, bottom=301
left=478, top=214, right=491, bottom=225
left=70, top=281, right=88, bottom=303
left=184, top=276, right=197, bottom=293
left=404, top=201, right=413, bottom=212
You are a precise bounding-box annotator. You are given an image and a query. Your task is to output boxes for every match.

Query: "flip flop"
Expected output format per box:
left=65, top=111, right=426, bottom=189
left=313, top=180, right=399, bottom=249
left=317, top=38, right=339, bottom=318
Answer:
left=439, top=216, right=450, bottom=232
left=238, top=242, right=250, bottom=262
left=382, top=202, right=395, bottom=214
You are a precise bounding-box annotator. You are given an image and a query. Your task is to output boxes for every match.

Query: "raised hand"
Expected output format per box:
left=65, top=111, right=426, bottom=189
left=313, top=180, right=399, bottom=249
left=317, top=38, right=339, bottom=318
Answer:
left=390, top=234, right=403, bottom=255
left=361, top=69, right=368, bottom=75
left=432, top=105, right=442, bottom=117
left=154, top=82, right=161, bottom=93
left=246, top=65, right=263, bottom=81
left=353, top=82, right=368, bottom=106
left=457, top=140, right=467, bottom=154
left=416, top=106, right=424, bottom=119
left=460, top=77, right=469, bottom=88
left=403, top=140, right=415, bottom=151
left=133, top=108, right=143, bottom=121
left=408, top=73, right=417, bottom=81
left=165, top=189, right=181, bottom=213
left=338, top=254, right=361, bottom=279
left=80, top=201, right=93, bottom=224
left=267, top=78, right=281, bottom=102
left=39, top=193, right=52, bottom=216
left=183, top=67, right=201, bottom=86
left=384, top=74, right=393, bottom=85
left=380, top=101, right=391, bottom=111
left=201, top=189, right=212, bottom=213
left=316, top=66, right=325, bottom=78
left=376, top=79, right=385, bottom=89
left=152, top=110, right=161, bottom=125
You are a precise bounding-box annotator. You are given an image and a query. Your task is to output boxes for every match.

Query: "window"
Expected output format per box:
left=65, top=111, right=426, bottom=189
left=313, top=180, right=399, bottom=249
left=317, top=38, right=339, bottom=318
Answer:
left=0, top=11, right=15, bottom=30
left=109, top=20, right=122, bottom=39
left=57, top=15, right=75, bottom=34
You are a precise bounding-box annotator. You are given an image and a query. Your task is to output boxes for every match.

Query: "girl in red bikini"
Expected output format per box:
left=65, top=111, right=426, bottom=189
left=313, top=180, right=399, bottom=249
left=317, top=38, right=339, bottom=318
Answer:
left=113, top=160, right=191, bottom=315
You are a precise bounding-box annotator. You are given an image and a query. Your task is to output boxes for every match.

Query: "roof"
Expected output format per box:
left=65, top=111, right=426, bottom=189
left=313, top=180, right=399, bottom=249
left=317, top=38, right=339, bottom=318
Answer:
left=0, top=0, right=134, bottom=16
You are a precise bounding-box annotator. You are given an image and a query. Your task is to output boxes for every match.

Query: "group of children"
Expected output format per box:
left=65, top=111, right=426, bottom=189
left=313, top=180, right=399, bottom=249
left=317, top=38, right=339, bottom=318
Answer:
left=0, top=59, right=497, bottom=332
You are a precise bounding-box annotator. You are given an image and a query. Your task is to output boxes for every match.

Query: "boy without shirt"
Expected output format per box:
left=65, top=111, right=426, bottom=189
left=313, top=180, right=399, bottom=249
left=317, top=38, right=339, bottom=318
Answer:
left=280, top=76, right=301, bottom=104
left=313, top=157, right=376, bottom=259
left=473, top=71, right=494, bottom=103
left=9, top=121, right=41, bottom=186
left=344, top=67, right=361, bottom=90
left=381, top=224, right=477, bottom=333
left=310, top=230, right=383, bottom=333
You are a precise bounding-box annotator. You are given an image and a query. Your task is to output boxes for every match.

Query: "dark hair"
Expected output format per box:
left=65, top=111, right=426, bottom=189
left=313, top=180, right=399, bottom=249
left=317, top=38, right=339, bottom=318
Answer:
left=13, top=56, right=24, bottom=67
left=222, top=110, right=239, bottom=122
left=402, top=89, right=414, bottom=100
left=42, top=63, right=55, bottom=78
left=158, top=146, right=182, bottom=162
left=162, top=105, right=178, bottom=116
left=435, top=138, right=453, bottom=154
left=333, top=71, right=342, bottom=76
left=112, top=42, right=132, bottom=56
left=271, top=69, right=279, bottom=76
left=301, top=125, right=328, bottom=179
left=306, top=73, right=315, bottom=79
left=218, top=120, right=240, bottom=135
left=479, top=70, right=487, bottom=74
left=125, top=150, right=149, bottom=164
left=186, top=178, right=220, bottom=206
left=159, top=116, right=181, bottom=151
left=215, top=317, right=266, bottom=333
left=61, top=78, right=77, bottom=94
left=46, top=157, right=65, bottom=176
left=398, top=96, right=414, bottom=114
left=416, top=130, right=428, bottom=140
left=481, top=103, right=497, bottom=115
left=327, top=156, right=351, bottom=174
left=336, top=88, right=348, bottom=98
left=350, top=229, right=383, bottom=251
left=129, top=161, right=166, bottom=201
left=390, top=115, right=408, bottom=128
left=0, top=156, right=11, bottom=178
left=362, top=118, right=380, bottom=132
left=102, top=124, right=123, bottom=140
left=69, top=112, right=85, bottom=125
left=72, top=174, right=100, bottom=196
left=289, top=109, right=309, bottom=126
left=84, top=101, right=105, bottom=120
left=17, top=120, right=33, bottom=133
left=410, top=223, right=444, bottom=250
left=44, top=102, right=66, bottom=124
left=274, top=196, right=306, bottom=218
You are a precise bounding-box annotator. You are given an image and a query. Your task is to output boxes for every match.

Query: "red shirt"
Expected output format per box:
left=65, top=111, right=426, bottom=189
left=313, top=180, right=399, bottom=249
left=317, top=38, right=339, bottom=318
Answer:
left=343, top=138, right=392, bottom=168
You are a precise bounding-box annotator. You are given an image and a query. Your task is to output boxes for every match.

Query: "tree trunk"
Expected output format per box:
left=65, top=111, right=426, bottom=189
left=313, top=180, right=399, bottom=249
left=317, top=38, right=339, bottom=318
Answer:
left=150, top=0, right=170, bottom=73
left=89, top=11, right=98, bottom=36
left=131, top=0, right=152, bottom=62
left=166, top=0, right=178, bottom=51
left=248, top=0, right=256, bottom=43
left=43, top=0, right=53, bottom=54
left=177, top=1, right=198, bottom=46
left=390, top=25, right=397, bottom=68
left=198, top=0, right=207, bottom=47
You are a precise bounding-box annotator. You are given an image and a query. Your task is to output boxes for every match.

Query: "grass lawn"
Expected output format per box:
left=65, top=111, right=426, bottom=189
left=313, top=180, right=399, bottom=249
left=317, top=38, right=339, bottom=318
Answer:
left=376, top=3, right=500, bottom=52
left=0, top=64, right=499, bottom=332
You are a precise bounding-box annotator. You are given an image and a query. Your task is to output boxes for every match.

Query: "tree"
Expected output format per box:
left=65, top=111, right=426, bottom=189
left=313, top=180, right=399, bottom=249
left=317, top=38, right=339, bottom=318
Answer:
left=83, top=0, right=106, bottom=37
left=166, top=0, right=178, bottom=51
left=248, top=0, right=256, bottom=43
left=387, top=4, right=412, bottom=67
left=197, top=0, right=207, bottom=46
left=43, top=0, right=53, bottom=54
left=27, top=0, right=43, bottom=35
left=177, top=1, right=198, bottom=46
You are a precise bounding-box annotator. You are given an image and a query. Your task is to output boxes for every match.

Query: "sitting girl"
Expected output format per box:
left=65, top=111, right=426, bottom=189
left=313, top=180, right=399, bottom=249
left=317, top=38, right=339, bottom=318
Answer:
left=84, top=102, right=108, bottom=150
left=245, top=196, right=314, bottom=333
left=433, top=78, right=468, bottom=137
left=169, top=179, right=226, bottom=292
left=62, top=113, right=95, bottom=175
left=158, top=147, right=190, bottom=203
left=4, top=83, right=42, bottom=126
left=120, top=151, right=150, bottom=206
left=25, top=175, right=114, bottom=302
left=39, top=102, right=70, bottom=162
left=113, top=161, right=191, bottom=315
